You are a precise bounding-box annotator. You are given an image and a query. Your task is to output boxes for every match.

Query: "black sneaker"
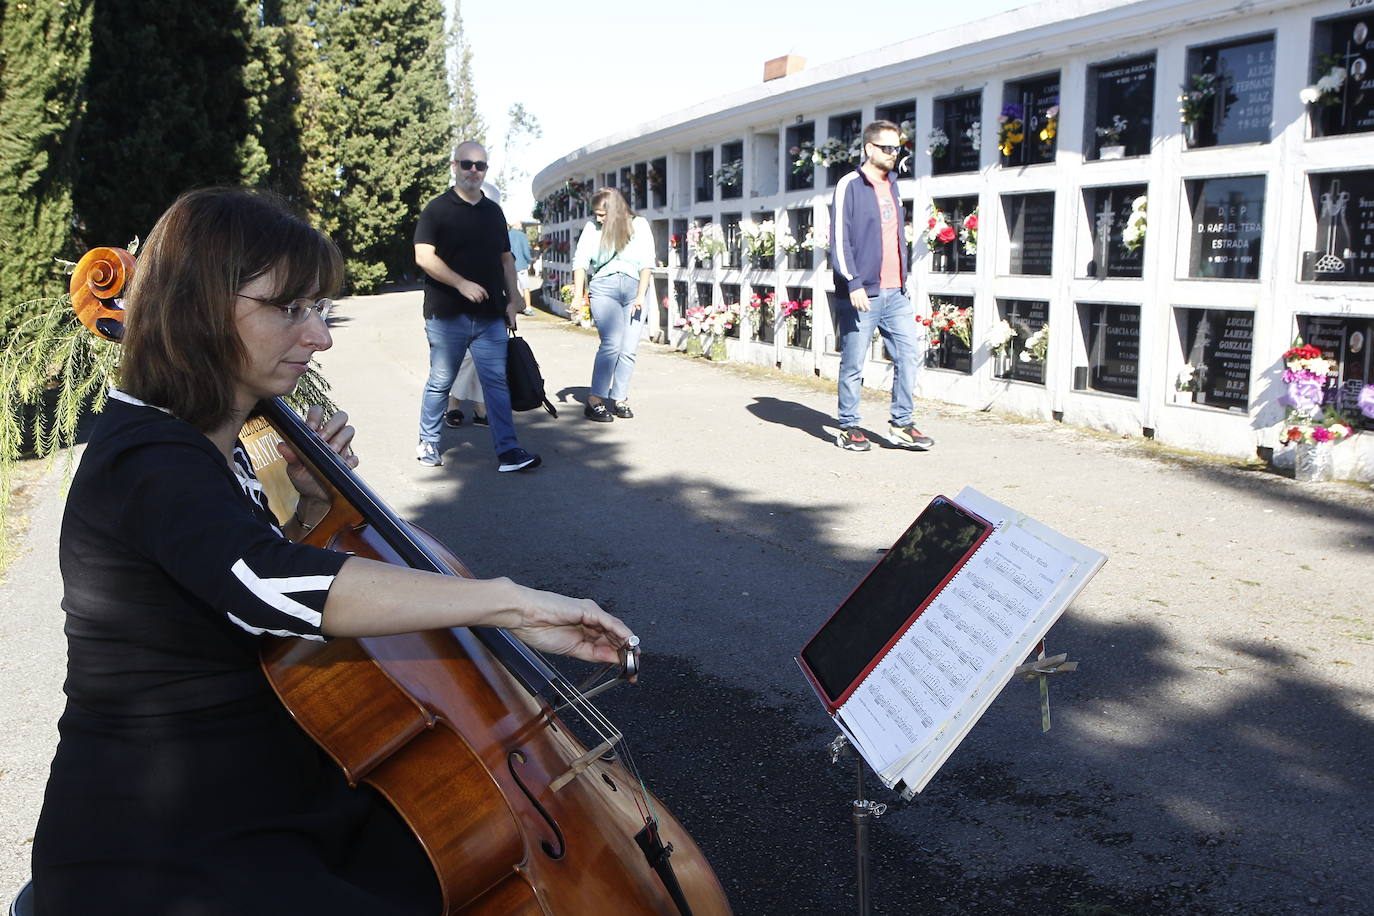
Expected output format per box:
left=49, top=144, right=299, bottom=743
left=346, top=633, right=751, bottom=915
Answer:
left=443, top=409, right=464, bottom=428
left=889, top=424, right=935, bottom=451
left=498, top=447, right=541, bottom=472
left=612, top=402, right=634, bottom=419
left=472, top=413, right=489, bottom=427
left=584, top=402, right=614, bottom=423
left=836, top=428, right=872, bottom=451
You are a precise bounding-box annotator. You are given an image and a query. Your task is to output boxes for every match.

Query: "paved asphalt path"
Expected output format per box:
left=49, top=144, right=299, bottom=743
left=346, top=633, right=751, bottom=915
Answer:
left=3, top=290, right=1372, bottom=914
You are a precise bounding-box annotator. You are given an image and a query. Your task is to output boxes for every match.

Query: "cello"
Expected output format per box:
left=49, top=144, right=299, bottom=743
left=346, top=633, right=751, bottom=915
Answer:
left=69, top=246, right=733, bottom=916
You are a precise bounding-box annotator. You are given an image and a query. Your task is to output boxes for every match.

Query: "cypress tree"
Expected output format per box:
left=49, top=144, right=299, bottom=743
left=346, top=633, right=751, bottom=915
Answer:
left=73, top=0, right=256, bottom=249
left=0, top=0, right=92, bottom=336
left=311, top=0, right=451, bottom=291
left=448, top=2, right=485, bottom=150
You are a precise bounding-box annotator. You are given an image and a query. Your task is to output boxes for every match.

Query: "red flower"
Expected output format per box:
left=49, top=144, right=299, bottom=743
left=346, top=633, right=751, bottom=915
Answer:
left=927, top=217, right=938, bottom=229
left=937, top=226, right=957, bottom=243
left=1312, top=426, right=1333, bottom=442
left=1282, top=344, right=1322, bottom=361
left=1283, top=427, right=1303, bottom=443
left=963, top=214, right=978, bottom=230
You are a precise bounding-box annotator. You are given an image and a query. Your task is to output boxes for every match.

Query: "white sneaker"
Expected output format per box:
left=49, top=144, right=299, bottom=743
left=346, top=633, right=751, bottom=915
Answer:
left=416, top=441, right=442, bottom=467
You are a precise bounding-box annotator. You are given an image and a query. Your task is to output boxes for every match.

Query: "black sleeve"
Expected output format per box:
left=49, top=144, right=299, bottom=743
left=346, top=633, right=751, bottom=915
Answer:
left=119, top=441, right=347, bottom=640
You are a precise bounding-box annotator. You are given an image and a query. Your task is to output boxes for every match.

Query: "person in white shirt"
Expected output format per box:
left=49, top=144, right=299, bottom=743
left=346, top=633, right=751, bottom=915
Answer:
left=570, top=188, right=654, bottom=422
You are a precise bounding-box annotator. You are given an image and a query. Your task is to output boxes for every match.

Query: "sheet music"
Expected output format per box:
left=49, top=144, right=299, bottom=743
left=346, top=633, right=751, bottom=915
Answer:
left=836, top=516, right=1075, bottom=774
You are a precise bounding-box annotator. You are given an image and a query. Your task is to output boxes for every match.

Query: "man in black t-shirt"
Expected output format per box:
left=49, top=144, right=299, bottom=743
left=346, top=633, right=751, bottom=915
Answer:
left=413, top=141, right=540, bottom=472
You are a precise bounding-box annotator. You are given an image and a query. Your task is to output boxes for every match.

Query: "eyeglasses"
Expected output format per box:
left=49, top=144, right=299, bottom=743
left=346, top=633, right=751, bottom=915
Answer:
left=869, top=143, right=901, bottom=155
left=239, top=294, right=333, bottom=324
left=455, top=159, right=489, bottom=172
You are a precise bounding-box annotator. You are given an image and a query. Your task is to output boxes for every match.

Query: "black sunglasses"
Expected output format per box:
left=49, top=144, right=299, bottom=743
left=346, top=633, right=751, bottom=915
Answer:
left=869, top=143, right=901, bottom=155
left=455, top=159, right=489, bottom=172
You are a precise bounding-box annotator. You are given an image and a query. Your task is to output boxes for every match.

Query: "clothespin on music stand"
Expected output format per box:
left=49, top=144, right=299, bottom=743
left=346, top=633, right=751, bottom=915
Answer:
left=1013, top=640, right=1078, bottom=733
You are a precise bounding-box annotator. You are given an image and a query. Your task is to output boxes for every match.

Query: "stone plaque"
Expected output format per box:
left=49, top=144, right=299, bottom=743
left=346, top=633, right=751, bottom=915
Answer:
left=1188, top=176, right=1265, bottom=280
left=1180, top=308, right=1253, bottom=410
left=935, top=92, right=982, bottom=175
left=1191, top=37, right=1274, bottom=146
left=1007, top=193, right=1055, bottom=276
left=1085, top=304, right=1140, bottom=397
left=1303, top=170, right=1374, bottom=282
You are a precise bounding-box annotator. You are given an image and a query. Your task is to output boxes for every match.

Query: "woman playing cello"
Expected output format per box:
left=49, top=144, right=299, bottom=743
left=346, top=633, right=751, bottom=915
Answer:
left=30, top=188, right=635, bottom=915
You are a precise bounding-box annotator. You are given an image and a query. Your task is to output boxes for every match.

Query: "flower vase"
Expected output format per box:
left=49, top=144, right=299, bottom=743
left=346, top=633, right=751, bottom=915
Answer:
left=992, top=351, right=1012, bottom=378
left=1293, top=441, right=1334, bottom=483
left=1182, top=121, right=1199, bottom=149
left=685, top=335, right=704, bottom=358
left=709, top=335, right=728, bottom=362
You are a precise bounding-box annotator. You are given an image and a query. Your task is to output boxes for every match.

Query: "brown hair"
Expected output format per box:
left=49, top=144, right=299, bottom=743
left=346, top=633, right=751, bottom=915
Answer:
left=119, top=188, right=343, bottom=431
left=590, top=187, right=634, bottom=255
left=863, top=120, right=901, bottom=145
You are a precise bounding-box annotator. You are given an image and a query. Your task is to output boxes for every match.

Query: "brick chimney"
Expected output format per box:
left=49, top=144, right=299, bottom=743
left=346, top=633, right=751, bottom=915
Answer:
left=763, top=54, right=806, bottom=82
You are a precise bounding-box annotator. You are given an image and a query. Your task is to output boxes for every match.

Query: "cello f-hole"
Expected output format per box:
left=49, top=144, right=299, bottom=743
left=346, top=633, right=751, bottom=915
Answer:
left=507, top=750, right=566, bottom=860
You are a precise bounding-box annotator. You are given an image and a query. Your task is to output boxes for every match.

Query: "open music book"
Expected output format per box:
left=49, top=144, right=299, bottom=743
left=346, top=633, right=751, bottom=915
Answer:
left=800, top=488, right=1106, bottom=798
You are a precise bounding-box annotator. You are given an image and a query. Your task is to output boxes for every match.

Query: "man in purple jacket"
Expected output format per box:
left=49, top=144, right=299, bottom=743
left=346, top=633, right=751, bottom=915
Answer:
left=829, top=120, right=935, bottom=453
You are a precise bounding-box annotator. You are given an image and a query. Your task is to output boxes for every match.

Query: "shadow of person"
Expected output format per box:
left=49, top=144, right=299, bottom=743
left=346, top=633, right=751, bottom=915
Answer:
left=745, top=396, right=836, bottom=444
left=553, top=384, right=590, bottom=407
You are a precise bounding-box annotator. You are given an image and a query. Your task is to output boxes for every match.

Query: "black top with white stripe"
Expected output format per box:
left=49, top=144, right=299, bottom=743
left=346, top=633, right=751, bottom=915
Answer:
left=58, top=392, right=348, bottom=718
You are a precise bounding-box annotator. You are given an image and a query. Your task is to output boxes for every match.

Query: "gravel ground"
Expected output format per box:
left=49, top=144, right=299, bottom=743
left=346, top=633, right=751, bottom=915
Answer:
left=2, top=291, right=1370, bottom=914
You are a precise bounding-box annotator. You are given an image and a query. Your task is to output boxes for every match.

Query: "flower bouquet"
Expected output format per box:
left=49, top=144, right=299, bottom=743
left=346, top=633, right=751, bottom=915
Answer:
left=997, top=104, right=1024, bottom=157
left=925, top=204, right=957, bottom=251
left=919, top=303, right=972, bottom=350
left=686, top=223, right=726, bottom=265
left=1175, top=363, right=1198, bottom=392
left=1096, top=114, right=1128, bottom=145
left=1300, top=65, right=1346, bottom=107
left=740, top=219, right=776, bottom=267
left=987, top=319, right=1016, bottom=355
left=789, top=141, right=816, bottom=175
left=926, top=127, right=949, bottom=158
left=965, top=123, right=982, bottom=153
left=747, top=292, right=775, bottom=340
left=781, top=297, right=812, bottom=348
left=1278, top=340, right=1353, bottom=446
left=1122, top=195, right=1147, bottom=254
left=959, top=209, right=978, bottom=256
left=715, top=158, right=744, bottom=189
left=1020, top=325, right=1049, bottom=363
left=1038, top=104, right=1059, bottom=151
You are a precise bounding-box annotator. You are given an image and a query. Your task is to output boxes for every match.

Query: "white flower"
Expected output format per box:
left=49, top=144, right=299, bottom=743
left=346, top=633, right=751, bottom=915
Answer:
left=1299, top=86, right=1321, bottom=105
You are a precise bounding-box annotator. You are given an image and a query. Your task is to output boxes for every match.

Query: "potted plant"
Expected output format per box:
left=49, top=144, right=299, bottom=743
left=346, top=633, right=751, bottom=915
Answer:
left=987, top=318, right=1017, bottom=376
left=686, top=223, right=726, bottom=269
left=747, top=292, right=775, bottom=342
left=715, top=158, right=744, bottom=192
left=1095, top=114, right=1128, bottom=159
left=1178, top=72, right=1221, bottom=147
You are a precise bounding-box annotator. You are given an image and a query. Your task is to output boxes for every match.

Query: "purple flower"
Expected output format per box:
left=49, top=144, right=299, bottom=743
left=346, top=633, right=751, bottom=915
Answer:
left=1000, top=104, right=1023, bottom=121
left=1360, top=384, right=1374, bottom=419
left=1280, top=376, right=1325, bottom=411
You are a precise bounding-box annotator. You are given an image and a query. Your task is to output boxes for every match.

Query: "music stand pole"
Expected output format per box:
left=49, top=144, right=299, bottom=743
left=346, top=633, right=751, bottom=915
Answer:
left=831, top=735, right=887, bottom=916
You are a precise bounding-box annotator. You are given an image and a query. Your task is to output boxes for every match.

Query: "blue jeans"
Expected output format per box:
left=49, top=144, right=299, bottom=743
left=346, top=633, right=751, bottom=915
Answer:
left=419, top=315, right=518, bottom=454
left=836, top=289, right=919, bottom=429
left=588, top=274, right=644, bottom=401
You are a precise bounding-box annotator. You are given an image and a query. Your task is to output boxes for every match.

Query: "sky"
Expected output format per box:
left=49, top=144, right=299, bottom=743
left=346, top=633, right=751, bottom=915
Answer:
left=454, top=0, right=1031, bottom=219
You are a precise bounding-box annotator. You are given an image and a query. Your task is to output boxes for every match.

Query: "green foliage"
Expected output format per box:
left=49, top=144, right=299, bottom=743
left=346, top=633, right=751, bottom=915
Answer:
left=0, top=0, right=93, bottom=337
left=72, top=0, right=256, bottom=249
left=310, top=0, right=453, bottom=290
left=493, top=103, right=542, bottom=205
